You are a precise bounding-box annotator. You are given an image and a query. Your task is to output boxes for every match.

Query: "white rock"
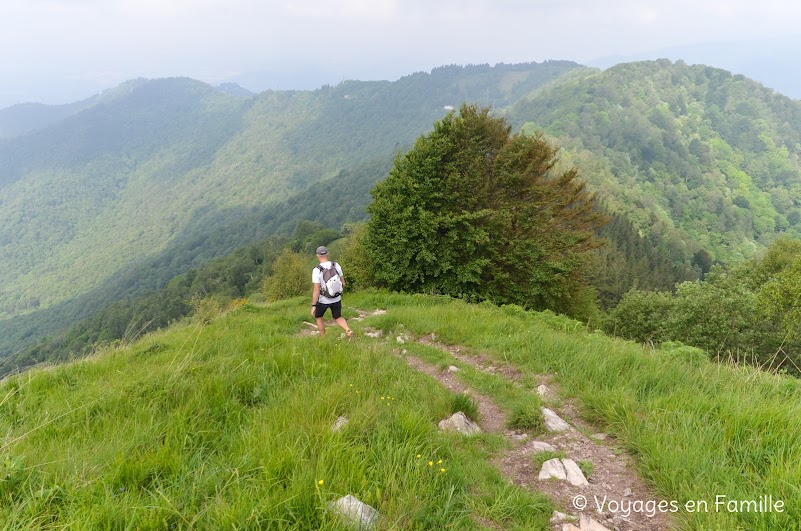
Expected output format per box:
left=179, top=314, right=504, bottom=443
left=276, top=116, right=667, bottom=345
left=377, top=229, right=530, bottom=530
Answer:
left=541, top=408, right=573, bottom=432
left=591, top=432, right=608, bottom=441
left=447, top=365, right=460, bottom=373
left=438, top=411, right=481, bottom=435
left=579, top=513, right=611, bottom=530
left=332, top=416, right=349, bottom=432
left=562, top=523, right=581, bottom=531
left=328, top=494, right=379, bottom=529
left=561, top=458, right=589, bottom=486
left=396, top=336, right=406, bottom=344
left=529, top=440, right=557, bottom=452
left=536, top=384, right=551, bottom=398
left=623, top=488, right=633, bottom=497
left=538, top=458, right=567, bottom=481
left=550, top=511, right=569, bottom=523
left=364, top=329, right=383, bottom=338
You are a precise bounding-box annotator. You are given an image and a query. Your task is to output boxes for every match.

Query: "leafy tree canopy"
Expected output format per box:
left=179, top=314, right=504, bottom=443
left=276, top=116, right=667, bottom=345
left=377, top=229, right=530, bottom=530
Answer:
left=366, top=104, right=606, bottom=316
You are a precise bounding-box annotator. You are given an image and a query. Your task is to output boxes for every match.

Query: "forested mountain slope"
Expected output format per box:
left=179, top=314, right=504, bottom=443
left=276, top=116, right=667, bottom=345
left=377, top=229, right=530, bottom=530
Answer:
left=509, top=59, right=801, bottom=263
left=0, top=62, right=578, bottom=357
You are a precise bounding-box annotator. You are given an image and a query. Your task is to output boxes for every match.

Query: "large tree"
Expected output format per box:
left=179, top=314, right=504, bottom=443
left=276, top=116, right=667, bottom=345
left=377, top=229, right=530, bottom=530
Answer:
left=366, top=104, right=606, bottom=315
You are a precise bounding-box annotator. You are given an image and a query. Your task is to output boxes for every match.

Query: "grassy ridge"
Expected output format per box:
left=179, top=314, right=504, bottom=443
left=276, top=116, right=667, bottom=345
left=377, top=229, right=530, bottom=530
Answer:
left=2, top=292, right=800, bottom=529
left=0, top=297, right=549, bottom=529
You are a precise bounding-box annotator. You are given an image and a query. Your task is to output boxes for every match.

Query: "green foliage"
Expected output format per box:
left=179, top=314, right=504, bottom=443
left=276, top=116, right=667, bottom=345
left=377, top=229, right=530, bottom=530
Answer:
left=605, top=289, right=676, bottom=343
left=338, top=223, right=377, bottom=291
left=606, top=238, right=801, bottom=373
left=264, top=249, right=313, bottom=302
left=511, top=59, right=801, bottom=264
left=578, top=460, right=594, bottom=479
left=366, top=104, right=605, bottom=316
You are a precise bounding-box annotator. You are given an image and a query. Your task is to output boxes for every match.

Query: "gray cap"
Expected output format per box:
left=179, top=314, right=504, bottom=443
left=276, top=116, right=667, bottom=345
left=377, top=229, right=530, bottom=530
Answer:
left=315, top=245, right=328, bottom=256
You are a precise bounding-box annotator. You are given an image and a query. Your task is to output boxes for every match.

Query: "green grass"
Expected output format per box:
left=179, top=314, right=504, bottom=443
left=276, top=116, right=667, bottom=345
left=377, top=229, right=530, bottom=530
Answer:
left=0, top=296, right=550, bottom=529
left=352, top=290, right=801, bottom=530
left=3, top=290, right=801, bottom=529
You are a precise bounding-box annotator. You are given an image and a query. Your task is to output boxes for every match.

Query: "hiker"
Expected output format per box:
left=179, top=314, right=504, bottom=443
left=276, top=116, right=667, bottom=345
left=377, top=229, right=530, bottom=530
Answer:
left=311, top=246, right=353, bottom=338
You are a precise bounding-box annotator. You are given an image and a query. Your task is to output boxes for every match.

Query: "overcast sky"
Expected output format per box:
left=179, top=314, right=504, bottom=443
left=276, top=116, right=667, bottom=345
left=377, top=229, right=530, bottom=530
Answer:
left=2, top=0, right=801, bottom=107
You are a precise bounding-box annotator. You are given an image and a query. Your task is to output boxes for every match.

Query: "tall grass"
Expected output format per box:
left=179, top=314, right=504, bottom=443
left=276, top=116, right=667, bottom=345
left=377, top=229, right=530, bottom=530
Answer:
left=0, top=298, right=549, bottom=529
left=352, top=291, right=801, bottom=530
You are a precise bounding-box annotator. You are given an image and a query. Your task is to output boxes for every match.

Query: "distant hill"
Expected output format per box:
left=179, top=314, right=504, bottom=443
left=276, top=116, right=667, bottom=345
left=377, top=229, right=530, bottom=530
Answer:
left=509, top=59, right=801, bottom=263
left=0, top=61, right=580, bottom=356
left=0, top=97, right=99, bottom=138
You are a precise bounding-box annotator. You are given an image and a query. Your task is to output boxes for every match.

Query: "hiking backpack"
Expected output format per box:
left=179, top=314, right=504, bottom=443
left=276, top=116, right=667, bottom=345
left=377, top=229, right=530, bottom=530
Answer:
left=318, top=262, right=343, bottom=298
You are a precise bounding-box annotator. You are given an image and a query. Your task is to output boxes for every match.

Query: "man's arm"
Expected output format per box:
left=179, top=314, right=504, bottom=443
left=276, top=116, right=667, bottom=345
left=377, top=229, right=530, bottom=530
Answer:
left=311, top=283, right=321, bottom=316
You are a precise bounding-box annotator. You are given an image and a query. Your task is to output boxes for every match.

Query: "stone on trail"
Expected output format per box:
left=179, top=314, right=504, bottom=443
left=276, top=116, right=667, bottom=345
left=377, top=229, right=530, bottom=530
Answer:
left=528, top=440, right=556, bottom=452
left=538, top=458, right=567, bottom=481
left=438, top=411, right=481, bottom=436
left=331, top=416, right=349, bottom=432
left=562, top=524, right=581, bottom=531
left=541, top=407, right=573, bottom=432
left=536, top=384, right=552, bottom=398
left=550, top=511, right=569, bottom=523
left=561, top=458, right=590, bottom=486
left=328, top=495, right=379, bottom=529
left=578, top=513, right=612, bottom=530
left=447, top=365, right=460, bottom=373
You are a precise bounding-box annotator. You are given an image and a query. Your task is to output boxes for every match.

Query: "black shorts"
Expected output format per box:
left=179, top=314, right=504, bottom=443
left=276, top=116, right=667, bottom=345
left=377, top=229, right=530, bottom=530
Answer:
left=314, top=300, right=342, bottom=319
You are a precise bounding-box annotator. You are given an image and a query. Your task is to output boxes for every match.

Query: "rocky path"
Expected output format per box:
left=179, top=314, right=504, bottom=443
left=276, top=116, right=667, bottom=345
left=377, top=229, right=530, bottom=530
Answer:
left=307, top=309, right=676, bottom=530
left=409, top=334, right=675, bottom=531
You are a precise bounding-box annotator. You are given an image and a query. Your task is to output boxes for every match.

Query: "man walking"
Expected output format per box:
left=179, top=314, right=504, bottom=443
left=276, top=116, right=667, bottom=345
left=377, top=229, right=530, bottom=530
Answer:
left=311, top=246, right=353, bottom=338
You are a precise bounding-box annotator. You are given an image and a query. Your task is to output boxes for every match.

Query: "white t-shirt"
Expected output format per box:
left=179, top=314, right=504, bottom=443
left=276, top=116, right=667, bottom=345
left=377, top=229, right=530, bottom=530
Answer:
left=312, top=261, right=344, bottom=304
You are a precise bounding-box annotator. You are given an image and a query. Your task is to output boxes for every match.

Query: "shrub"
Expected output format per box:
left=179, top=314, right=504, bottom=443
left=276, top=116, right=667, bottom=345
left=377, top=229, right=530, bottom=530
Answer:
left=264, top=249, right=311, bottom=302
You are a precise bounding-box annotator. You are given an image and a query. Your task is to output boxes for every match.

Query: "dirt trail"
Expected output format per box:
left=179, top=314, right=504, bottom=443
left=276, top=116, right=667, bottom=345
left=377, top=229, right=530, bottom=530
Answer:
left=414, top=334, right=675, bottom=531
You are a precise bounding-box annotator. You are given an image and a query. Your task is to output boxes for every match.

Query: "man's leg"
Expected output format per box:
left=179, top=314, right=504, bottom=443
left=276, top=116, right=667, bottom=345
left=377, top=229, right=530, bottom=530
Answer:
left=315, top=304, right=327, bottom=336
left=331, top=301, right=352, bottom=336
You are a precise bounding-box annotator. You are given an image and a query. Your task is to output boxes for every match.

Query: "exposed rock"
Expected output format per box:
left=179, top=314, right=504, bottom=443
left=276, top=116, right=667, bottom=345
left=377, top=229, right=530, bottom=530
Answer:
left=538, top=458, right=567, bottom=481
left=536, top=384, right=552, bottom=398
left=328, top=494, right=379, bottom=529
left=396, top=336, right=406, bottom=344
left=578, top=513, right=612, bottom=530
left=591, top=432, right=608, bottom=441
left=438, top=411, right=481, bottom=435
left=332, top=416, right=349, bottom=432
left=550, top=511, right=569, bottom=523
left=364, top=329, right=383, bottom=338
left=508, top=431, right=528, bottom=441
left=623, top=488, right=633, bottom=497
left=562, top=458, right=590, bottom=486
left=528, top=440, right=556, bottom=452
left=541, top=407, right=573, bottom=432
left=447, top=365, right=460, bottom=373
left=562, top=524, right=581, bottom=531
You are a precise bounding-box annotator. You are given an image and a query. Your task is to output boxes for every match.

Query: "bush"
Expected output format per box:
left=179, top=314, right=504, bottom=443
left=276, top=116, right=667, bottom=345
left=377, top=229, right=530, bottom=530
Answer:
left=338, top=223, right=376, bottom=291
left=604, top=289, right=675, bottom=343
left=264, top=249, right=311, bottom=302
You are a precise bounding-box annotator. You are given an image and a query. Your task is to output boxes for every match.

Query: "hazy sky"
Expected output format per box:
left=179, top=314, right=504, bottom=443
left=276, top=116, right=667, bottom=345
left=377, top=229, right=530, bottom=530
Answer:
left=2, top=0, right=801, bottom=106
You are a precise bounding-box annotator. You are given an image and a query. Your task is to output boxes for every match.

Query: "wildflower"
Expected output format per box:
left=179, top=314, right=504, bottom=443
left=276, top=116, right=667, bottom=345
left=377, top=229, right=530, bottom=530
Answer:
left=416, top=454, right=421, bottom=458
left=440, top=468, right=446, bottom=473
left=437, top=459, right=442, bottom=464
left=318, top=480, right=324, bottom=486
left=381, top=396, right=385, bottom=400
left=428, top=461, right=433, bottom=466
